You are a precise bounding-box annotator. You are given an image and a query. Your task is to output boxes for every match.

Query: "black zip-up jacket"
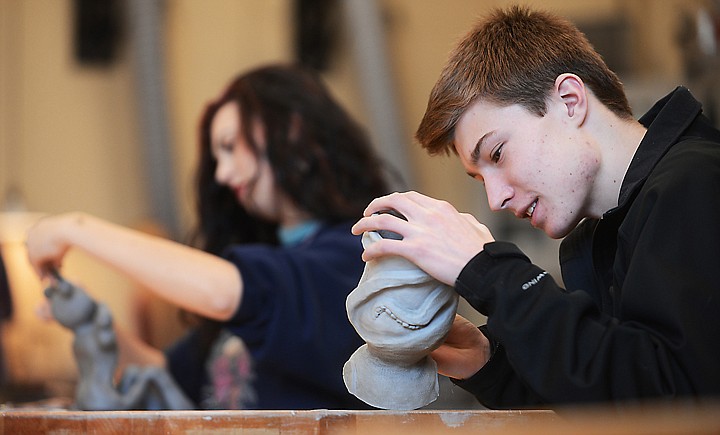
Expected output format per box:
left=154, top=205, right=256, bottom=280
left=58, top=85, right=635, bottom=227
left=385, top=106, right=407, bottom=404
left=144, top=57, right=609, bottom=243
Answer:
left=452, top=87, right=720, bottom=408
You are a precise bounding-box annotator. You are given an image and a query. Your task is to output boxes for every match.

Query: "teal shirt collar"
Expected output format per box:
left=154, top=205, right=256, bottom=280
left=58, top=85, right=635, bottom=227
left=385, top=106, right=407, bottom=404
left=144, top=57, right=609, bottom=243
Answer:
left=277, top=219, right=322, bottom=246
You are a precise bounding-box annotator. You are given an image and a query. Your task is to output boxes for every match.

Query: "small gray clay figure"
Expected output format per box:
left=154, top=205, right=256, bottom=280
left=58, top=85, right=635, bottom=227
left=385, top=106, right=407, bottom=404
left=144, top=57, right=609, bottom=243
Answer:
left=44, top=273, right=194, bottom=410
left=343, top=230, right=459, bottom=410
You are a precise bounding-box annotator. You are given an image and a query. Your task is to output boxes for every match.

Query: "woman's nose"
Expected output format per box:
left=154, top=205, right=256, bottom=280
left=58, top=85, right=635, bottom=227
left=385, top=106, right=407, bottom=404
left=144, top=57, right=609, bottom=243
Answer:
left=214, top=158, right=232, bottom=185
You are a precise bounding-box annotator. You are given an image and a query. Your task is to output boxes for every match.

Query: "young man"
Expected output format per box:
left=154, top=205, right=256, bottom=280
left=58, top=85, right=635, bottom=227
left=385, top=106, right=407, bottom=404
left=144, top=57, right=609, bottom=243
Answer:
left=352, top=5, right=720, bottom=408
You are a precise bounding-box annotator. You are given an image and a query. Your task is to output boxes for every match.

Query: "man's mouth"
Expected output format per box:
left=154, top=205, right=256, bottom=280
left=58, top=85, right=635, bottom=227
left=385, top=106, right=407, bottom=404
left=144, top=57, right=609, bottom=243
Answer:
left=526, top=200, right=537, bottom=218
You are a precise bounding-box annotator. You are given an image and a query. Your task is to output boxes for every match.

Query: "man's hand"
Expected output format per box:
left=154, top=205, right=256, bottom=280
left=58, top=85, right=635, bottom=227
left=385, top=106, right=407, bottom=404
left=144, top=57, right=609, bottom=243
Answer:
left=352, top=191, right=494, bottom=286
left=431, top=314, right=490, bottom=380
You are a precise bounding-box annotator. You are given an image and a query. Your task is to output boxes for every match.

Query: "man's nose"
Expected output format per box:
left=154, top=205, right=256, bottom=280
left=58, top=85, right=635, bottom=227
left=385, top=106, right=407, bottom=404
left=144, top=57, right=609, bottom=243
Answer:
left=484, top=177, right=512, bottom=212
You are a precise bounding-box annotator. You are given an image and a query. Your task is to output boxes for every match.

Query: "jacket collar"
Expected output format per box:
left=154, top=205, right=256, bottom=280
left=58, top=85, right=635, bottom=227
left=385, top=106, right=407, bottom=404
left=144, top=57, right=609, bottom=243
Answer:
left=611, top=86, right=702, bottom=214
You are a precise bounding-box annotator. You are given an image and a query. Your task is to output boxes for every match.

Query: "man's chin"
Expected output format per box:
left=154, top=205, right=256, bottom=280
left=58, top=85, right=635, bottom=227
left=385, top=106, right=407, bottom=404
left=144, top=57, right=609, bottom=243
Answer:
left=543, top=220, right=583, bottom=239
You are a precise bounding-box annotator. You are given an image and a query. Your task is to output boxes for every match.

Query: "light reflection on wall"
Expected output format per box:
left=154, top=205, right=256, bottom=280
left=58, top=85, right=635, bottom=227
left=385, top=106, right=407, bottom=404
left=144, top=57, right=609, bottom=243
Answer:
left=0, top=212, right=76, bottom=389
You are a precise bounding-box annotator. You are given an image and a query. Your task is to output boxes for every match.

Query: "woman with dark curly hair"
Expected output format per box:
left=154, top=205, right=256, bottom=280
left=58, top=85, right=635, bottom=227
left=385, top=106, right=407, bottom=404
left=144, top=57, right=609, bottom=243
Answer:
left=25, top=64, right=391, bottom=410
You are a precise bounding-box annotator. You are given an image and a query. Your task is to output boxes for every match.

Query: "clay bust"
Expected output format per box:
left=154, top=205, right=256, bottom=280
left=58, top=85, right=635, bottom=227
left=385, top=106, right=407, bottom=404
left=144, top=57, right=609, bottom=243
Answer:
left=45, top=272, right=194, bottom=410
left=343, top=214, right=458, bottom=410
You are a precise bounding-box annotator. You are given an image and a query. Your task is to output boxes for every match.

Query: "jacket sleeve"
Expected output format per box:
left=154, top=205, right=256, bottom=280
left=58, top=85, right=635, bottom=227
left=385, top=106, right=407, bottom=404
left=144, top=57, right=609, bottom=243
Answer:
left=454, top=241, right=608, bottom=407
left=452, top=141, right=720, bottom=407
left=452, top=325, right=547, bottom=409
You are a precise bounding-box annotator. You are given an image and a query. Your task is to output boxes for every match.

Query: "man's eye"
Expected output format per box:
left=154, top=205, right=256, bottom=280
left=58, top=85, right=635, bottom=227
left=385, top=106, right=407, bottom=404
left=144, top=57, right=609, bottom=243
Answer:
left=491, top=143, right=504, bottom=163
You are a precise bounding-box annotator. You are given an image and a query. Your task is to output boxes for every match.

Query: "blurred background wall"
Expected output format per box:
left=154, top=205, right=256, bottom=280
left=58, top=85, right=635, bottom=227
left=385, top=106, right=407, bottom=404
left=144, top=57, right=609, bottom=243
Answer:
left=0, top=0, right=718, bottom=399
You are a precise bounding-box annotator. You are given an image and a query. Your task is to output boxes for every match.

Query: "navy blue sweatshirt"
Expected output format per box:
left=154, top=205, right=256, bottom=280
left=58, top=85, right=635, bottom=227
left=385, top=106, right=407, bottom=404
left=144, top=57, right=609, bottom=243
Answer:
left=166, top=221, right=370, bottom=409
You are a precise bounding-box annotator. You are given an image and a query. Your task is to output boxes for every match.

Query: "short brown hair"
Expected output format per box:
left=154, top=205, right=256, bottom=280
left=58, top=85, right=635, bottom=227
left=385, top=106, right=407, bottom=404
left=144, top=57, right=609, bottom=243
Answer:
left=416, top=5, right=633, bottom=155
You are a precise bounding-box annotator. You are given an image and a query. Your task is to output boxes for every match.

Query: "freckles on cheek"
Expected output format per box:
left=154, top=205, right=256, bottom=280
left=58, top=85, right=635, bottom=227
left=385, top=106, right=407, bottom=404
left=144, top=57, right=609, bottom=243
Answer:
left=589, top=158, right=600, bottom=181
left=580, top=167, right=595, bottom=183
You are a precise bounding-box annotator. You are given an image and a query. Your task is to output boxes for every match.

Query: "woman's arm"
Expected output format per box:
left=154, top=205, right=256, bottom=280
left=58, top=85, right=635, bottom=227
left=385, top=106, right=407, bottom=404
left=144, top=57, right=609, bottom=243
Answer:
left=26, top=212, right=242, bottom=320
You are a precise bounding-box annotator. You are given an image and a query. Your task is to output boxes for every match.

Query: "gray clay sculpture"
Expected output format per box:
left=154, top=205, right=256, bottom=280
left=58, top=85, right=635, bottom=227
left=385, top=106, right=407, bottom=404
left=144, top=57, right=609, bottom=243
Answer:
left=343, top=230, right=459, bottom=410
left=45, top=273, right=194, bottom=410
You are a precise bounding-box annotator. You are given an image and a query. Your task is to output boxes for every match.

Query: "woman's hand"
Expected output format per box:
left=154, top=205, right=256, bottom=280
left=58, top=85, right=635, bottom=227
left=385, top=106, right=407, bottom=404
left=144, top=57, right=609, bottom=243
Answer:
left=26, top=211, right=242, bottom=321
left=25, top=213, right=78, bottom=277
left=431, top=314, right=491, bottom=380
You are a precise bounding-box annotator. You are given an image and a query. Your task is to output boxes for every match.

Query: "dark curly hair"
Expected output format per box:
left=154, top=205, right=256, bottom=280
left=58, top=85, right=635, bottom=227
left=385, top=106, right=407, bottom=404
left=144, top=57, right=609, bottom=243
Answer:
left=193, top=64, right=390, bottom=255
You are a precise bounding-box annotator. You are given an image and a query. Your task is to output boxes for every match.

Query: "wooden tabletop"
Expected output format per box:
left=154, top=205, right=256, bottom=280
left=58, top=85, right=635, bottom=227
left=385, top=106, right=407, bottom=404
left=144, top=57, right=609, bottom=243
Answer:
left=1, top=401, right=720, bottom=434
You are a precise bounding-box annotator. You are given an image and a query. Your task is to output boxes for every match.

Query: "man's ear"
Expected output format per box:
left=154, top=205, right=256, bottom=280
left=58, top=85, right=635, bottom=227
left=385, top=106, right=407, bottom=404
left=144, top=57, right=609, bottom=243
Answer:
left=554, top=73, right=588, bottom=125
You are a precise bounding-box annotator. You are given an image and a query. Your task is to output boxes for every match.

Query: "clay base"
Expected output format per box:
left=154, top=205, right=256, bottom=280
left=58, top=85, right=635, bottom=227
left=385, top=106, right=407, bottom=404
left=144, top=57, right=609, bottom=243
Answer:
left=343, top=344, right=438, bottom=410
